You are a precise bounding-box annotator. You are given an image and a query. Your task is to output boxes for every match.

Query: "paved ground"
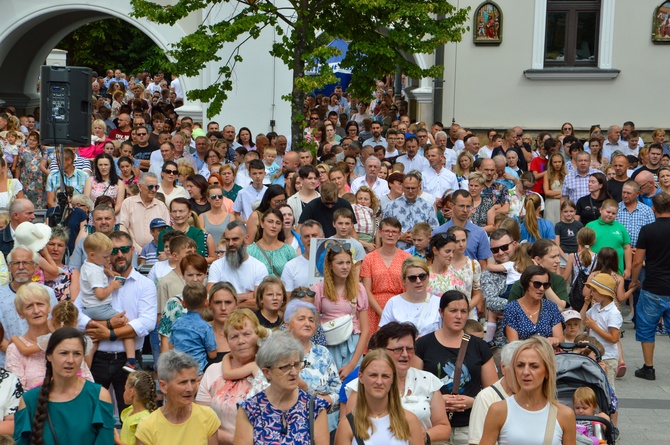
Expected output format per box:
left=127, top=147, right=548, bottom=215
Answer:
left=611, top=312, right=670, bottom=445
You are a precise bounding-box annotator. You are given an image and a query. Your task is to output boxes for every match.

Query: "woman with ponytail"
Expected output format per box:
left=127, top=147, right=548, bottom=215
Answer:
left=518, top=193, right=555, bottom=243
left=13, top=327, right=114, bottom=445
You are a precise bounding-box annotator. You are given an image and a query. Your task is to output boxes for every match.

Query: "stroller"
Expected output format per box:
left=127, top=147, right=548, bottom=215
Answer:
left=556, top=342, right=616, bottom=445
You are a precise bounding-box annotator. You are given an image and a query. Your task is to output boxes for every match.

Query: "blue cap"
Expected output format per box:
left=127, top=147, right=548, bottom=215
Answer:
left=150, top=218, right=169, bottom=230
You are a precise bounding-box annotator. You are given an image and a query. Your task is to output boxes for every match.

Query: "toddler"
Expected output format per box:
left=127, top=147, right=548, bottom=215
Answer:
left=562, top=309, right=583, bottom=343
left=79, top=232, right=138, bottom=371
left=262, top=147, right=281, bottom=184
left=573, top=386, right=610, bottom=445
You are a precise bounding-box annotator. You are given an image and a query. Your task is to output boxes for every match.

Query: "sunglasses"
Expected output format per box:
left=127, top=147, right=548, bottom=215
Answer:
left=406, top=273, right=428, bottom=282
left=146, top=184, right=160, bottom=191
left=490, top=242, right=511, bottom=254
left=163, top=169, right=178, bottom=175
left=329, top=243, right=351, bottom=253
left=210, top=194, right=224, bottom=200
left=111, top=245, right=132, bottom=255
left=294, top=291, right=316, bottom=298
left=437, top=233, right=456, bottom=242
left=531, top=281, right=551, bottom=290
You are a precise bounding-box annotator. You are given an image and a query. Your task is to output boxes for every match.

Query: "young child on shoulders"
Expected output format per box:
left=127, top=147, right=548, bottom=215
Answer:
left=169, top=282, right=217, bottom=375
left=79, top=232, right=138, bottom=371
left=116, top=371, right=157, bottom=445
left=262, top=147, right=281, bottom=184
left=405, top=222, right=431, bottom=260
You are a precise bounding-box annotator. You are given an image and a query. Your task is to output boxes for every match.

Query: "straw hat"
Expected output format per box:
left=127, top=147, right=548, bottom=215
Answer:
left=586, top=273, right=617, bottom=300
left=14, top=222, right=52, bottom=252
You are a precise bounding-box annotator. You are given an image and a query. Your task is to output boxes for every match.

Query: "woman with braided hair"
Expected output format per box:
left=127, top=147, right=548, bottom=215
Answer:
left=13, top=327, right=115, bottom=445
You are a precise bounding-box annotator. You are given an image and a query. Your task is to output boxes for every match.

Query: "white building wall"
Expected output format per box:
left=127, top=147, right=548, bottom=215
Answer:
left=442, top=0, right=669, bottom=131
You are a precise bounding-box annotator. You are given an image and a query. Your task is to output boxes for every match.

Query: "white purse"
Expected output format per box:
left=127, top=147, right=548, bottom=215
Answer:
left=322, top=314, right=353, bottom=346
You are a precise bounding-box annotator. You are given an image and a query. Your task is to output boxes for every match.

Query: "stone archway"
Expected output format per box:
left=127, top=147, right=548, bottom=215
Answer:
left=0, top=1, right=203, bottom=117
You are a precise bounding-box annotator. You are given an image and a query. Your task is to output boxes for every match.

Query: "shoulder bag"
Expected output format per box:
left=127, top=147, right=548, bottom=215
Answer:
left=308, top=393, right=316, bottom=445
left=346, top=412, right=365, bottom=445
left=543, top=402, right=559, bottom=445
left=449, top=333, right=471, bottom=420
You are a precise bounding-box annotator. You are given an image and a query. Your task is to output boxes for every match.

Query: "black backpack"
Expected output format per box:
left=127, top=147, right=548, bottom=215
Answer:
left=569, top=253, right=593, bottom=311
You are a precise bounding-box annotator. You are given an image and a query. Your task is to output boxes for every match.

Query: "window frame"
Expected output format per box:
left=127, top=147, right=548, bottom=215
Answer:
left=544, top=0, right=601, bottom=68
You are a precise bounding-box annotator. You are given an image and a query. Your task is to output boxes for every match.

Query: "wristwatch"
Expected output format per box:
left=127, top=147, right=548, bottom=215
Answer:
left=109, top=328, right=117, bottom=342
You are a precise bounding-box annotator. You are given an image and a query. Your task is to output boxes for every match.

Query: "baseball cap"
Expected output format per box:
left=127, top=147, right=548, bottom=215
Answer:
left=562, top=309, right=582, bottom=322
left=150, top=218, right=170, bottom=230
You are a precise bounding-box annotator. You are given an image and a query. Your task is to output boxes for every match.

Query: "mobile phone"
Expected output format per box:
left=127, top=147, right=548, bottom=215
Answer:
left=114, top=276, right=126, bottom=285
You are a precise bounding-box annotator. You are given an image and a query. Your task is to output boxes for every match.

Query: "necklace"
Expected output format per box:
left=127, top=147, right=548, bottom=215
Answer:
left=520, top=302, right=539, bottom=318
left=371, top=410, right=388, bottom=419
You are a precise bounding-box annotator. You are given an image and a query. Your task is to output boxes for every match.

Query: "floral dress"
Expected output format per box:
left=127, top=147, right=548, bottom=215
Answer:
left=45, top=265, right=73, bottom=301
left=239, top=389, right=330, bottom=445
left=428, top=259, right=481, bottom=320
left=89, top=178, right=119, bottom=205
left=157, top=295, right=186, bottom=339
left=18, top=146, right=46, bottom=209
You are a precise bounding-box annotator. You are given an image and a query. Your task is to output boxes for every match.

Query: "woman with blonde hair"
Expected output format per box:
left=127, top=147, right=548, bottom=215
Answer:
left=454, top=151, right=474, bottom=188
left=335, top=349, right=423, bottom=445
left=468, top=171, right=498, bottom=232
left=543, top=152, right=567, bottom=224
left=353, top=186, right=378, bottom=247
left=519, top=193, right=556, bottom=243
left=312, top=243, right=369, bottom=380
left=479, top=337, right=576, bottom=445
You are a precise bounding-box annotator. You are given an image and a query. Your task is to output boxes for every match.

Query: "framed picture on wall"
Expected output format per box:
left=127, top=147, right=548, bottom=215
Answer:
left=473, top=1, right=502, bottom=45
left=653, top=1, right=670, bottom=43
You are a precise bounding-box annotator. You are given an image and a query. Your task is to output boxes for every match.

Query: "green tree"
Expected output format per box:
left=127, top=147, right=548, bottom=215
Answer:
left=57, top=18, right=169, bottom=76
left=131, top=0, right=469, bottom=145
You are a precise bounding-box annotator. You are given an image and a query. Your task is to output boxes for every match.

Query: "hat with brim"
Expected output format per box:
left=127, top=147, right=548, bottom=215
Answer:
left=586, top=273, right=616, bottom=300
left=15, top=222, right=52, bottom=252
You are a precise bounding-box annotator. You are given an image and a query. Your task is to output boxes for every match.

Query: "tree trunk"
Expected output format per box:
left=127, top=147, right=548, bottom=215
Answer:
left=290, top=9, right=307, bottom=149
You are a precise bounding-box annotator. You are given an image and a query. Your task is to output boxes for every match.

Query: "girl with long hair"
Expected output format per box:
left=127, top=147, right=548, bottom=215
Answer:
left=335, top=349, right=423, bottom=445
left=543, top=153, right=567, bottom=224
left=519, top=193, right=556, bottom=243
left=575, top=172, right=611, bottom=226
left=247, top=208, right=297, bottom=277
left=84, top=153, right=126, bottom=214
left=312, top=243, right=370, bottom=380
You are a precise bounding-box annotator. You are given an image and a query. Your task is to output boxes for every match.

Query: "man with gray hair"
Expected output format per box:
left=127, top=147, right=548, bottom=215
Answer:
left=350, top=156, right=390, bottom=196
left=0, top=246, right=58, bottom=367
left=0, top=198, right=35, bottom=257
left=120, top=172, right=170, bottom=250
left=281, top=220, right=323, bottom=293
left=207, top=221, right=268, bottom=309
left=468, top=340, right=522, bottom=445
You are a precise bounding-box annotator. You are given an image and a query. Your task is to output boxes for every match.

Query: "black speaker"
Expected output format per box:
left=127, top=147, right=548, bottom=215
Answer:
left=40, top=65, right=92, bottom=147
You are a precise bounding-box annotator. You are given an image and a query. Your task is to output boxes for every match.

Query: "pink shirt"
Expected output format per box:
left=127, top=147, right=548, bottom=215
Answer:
left=312, top=282, right=369, bottom=334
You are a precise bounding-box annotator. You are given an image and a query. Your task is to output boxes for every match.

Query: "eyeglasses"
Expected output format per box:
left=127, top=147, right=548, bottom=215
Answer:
left=531, top=281, right=551, bottom=290
left=381, top=229, right=400, bottom=236
left=145, top=184, right=160, bottom=191
left=329, top=243, right=351, bottom=253
left=438, top=233, right=456, bottom=242
left=385, top=346, right=415, bottom=355
left=294, top=291, right=316, bottom=298
left=10, top=261, right=34, bottom=268
left=490, top=242, right=511, bottom=254
left=111, top=245, right=132, bottom=255
left=406, top=273, right=428, bottom=282
left=274, top=361, right=304, bottom=373
left=163, top=169, right=177, bottom=175
left=210, top=194, right=224, bottom=200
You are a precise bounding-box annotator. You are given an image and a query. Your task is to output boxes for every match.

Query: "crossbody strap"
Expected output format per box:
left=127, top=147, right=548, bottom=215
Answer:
left=47, top=411, right=61, bottom=445
left=490, top=384, right=505, bottom=401
left=451, top=334, right=471, bottom=395
left=308, top=393, right=315, bottom=445
left=347, top=412, right=366, bottom=445
left=256, top=245, right=280, bottom=276
left=543, top=403, right=559, bottom=445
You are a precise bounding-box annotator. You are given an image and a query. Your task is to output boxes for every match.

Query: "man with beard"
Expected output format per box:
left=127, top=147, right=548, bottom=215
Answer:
left=0, top=246, right=58, bottom=367
left=206, top=221, right=268, bottom=309
left=77, top=230, right=157, bottom=410
left=362, top=121, right=388, bottom=149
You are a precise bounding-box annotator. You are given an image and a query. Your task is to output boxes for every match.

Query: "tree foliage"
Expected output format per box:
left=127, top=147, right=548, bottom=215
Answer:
left=56, top=18, right=169, bottom=76
left=131, top=0, right=469, bottom=144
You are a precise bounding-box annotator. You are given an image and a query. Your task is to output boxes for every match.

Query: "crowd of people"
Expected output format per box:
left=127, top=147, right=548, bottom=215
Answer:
left=0, top=73, right=664, bottom=445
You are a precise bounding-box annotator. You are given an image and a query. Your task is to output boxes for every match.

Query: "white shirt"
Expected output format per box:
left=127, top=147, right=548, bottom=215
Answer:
left=147, top=260, right=175, bottom=284
left=350, top=175, right=390, bottom=197
left=585, top=301, right=622, bottom=360
left=379, top=294, right=442, bottom=336
left=396, top=153, right=429, bottom=173
left=235, top=167, right=251, bottom=187
left=207, top=256, right=268, bottom=295
left=478, top=146, right=493, bottom=159
left=421, top=166, right=459, bottom=199
left=76, top=269, right=157, bottom=353
left=444, top=148, right=457, bottom=171
left=232, top=184, right=267, bottom=221
left=281, top=255, right=309, bottom=292
left=170, top=78, right=184, bottom=99
left=602, top=140, right=628, bottom=162
left=79, top=262, right=110, bottom=308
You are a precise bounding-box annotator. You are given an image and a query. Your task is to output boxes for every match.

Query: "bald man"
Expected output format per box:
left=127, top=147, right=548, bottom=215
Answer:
left=273, top=151, right=300, bottom=186
left=634, top=170, right=661, bottom=208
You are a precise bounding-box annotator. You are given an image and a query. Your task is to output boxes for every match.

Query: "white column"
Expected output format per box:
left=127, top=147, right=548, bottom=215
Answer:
left=531, top=0, right=548, bottom=69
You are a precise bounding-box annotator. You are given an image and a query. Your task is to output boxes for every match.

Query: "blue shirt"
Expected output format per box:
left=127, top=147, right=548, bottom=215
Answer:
left=434, top=220, right=492, bottom=262
left=617, top=201, right=655, bottom=247
left=140, top=241, right=159, bottom=265
left=518, top=218, right=556, bottom=243
left=170, top=311, right=217, bottom=374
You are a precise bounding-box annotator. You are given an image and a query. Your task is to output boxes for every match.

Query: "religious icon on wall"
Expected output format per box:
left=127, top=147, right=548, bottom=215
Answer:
left=474, top=2, right=502, bottom=45
left=653, top=1, right=670, bottom=43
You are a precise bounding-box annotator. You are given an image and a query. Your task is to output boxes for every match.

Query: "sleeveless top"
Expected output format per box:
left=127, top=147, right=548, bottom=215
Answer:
left=355, top=414, right=409, bottom=445
left=499, top=396, right=563, bottom=445
left=203, top=212, right=231, bottom=244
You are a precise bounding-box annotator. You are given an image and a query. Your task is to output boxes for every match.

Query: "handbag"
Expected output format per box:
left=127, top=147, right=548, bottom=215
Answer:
left=448, top=333, right=471, bottom=420
left=322, top=314, right=353, bottom=346
left=543, top=403, right=559, bottom=445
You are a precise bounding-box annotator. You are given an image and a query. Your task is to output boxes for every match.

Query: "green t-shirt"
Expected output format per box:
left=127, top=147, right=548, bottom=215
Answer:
left=509, top=272, right=568, bottom=303
left=586, top=219, right=630, bottom=274
left=157, top=226, right=207, bottom=257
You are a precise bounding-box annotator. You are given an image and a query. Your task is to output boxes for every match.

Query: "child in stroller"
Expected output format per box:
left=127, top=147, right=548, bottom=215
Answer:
left=573, top=387, right=610, bottom=445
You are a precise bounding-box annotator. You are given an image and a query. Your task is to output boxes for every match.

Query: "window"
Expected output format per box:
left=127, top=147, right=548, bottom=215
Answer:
left=545, top=1, right=600, bottom=67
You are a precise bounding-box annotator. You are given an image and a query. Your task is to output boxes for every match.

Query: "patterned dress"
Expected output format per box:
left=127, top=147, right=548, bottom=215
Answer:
left=360, top=249, right=411, bottom=334
left=89, top=177, right=119, bottom=206
left=44, top=265, right=74, bottom=301
left=18, top=146, right=46, bottom=209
